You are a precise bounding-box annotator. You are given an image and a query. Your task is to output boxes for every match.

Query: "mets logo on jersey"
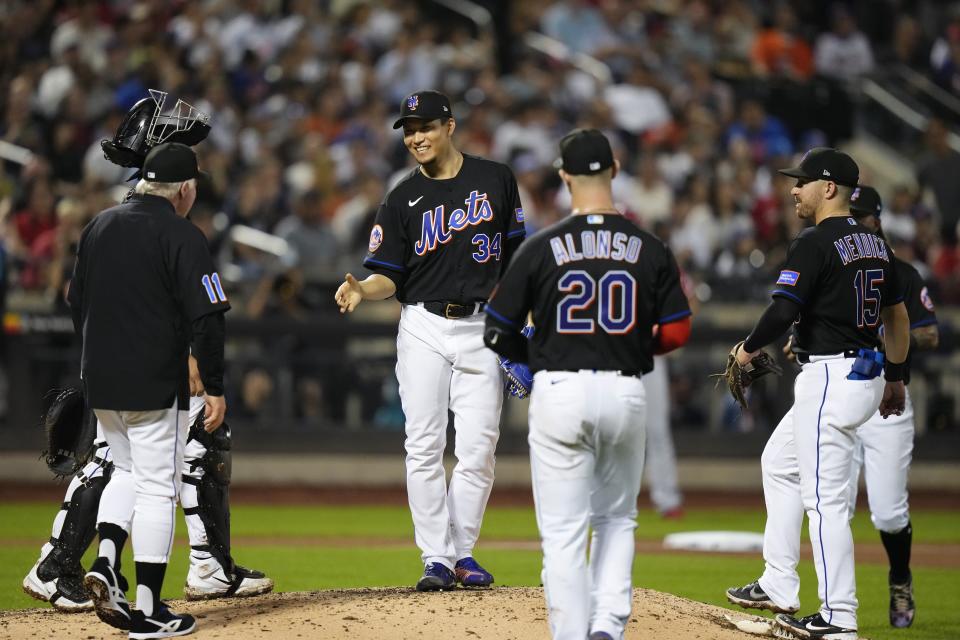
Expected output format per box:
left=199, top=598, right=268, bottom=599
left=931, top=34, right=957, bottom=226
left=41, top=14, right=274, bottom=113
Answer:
left=406, top=95, right=419, bottom=111
left=776, top=270, right=799, bottom=286
left=920, top=286, right=935, bottom=311
left=369, top=224, right=384, bottom=252
left=414, top=190, right=494, bottom=256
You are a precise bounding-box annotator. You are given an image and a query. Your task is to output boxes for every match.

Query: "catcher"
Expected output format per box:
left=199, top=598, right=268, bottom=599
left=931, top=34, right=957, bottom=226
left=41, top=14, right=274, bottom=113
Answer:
left=22, top=91, right=271, bottom=613
left=723, top=148, right=909, bottom=640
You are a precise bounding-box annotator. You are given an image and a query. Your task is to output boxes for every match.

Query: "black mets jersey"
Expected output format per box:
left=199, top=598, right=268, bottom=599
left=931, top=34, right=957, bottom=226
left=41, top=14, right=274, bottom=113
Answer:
left=69, top=194, right=230, bottom=411
left=486, top=213, right=690, bottom=374
left=778, top=216, right=902, bottom=357
left=362, top=154, right=525, bottom=304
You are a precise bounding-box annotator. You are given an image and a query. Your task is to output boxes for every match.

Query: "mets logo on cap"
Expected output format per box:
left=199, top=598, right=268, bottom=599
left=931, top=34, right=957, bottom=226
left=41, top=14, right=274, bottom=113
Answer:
left=369, top=224, right=384, bottom=252
left=406, top=95, right=419, bottom=111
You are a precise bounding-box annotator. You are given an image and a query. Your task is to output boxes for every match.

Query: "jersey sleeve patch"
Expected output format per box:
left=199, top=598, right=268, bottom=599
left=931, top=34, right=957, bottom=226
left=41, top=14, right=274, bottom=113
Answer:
left=920, top=286, right=935, bottom=312
left=515, top=207, right=524, bottom=223
left=368, top=224, right=384, bottom=253
left=776, top=270, right=799, bottom=286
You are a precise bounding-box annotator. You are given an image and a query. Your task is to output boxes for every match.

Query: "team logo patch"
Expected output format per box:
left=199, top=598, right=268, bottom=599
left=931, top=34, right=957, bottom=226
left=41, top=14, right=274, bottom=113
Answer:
left=368, top=224, right=384, bottom=253
left=851, top=187, right=861, bottom=201
left=776, top=270, right=799, bottom=286
left=515, top=207, right=524, bottom=223
left=920, top=286, right=935, bottom=311
left=406, top=95, right=419, bottom=111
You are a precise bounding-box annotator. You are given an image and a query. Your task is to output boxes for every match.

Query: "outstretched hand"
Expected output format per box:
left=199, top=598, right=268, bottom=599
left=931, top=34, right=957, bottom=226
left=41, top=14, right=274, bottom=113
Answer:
left=335, top=273, right=364, bottom=313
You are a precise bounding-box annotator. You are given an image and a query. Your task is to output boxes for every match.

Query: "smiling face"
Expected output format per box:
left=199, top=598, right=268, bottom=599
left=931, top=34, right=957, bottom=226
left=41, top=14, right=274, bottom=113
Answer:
left=790, top=178, right=824, bottom=220
left=402, top=117, right=454, bottom=166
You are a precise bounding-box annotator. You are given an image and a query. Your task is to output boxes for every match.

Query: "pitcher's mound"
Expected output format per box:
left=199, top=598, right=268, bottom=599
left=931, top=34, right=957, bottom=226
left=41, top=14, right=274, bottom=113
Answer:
left=0, top=587, right=761, bottom=639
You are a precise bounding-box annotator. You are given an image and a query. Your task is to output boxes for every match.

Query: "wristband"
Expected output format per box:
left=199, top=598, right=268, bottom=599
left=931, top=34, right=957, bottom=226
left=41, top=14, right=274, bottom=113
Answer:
left=885, top=361, right=905, bottom=382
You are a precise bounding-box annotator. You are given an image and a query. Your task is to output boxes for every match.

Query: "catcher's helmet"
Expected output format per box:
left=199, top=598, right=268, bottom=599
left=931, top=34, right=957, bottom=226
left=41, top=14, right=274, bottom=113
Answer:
left=101, top=89, right=211, bottom=173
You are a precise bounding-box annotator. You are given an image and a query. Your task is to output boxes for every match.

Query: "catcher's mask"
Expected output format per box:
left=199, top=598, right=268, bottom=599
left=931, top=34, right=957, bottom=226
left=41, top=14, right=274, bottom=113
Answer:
left=101, top=89, right=211, bottom=171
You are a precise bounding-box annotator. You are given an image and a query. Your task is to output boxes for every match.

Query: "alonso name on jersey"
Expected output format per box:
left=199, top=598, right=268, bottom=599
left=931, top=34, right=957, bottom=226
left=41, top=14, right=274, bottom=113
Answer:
left=549, top=229, right=643, bottom=265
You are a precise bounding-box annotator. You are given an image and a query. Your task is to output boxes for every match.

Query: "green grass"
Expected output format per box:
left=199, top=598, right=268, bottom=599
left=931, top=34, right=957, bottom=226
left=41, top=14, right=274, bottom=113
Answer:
left=2, top=503, right=957, bottom=639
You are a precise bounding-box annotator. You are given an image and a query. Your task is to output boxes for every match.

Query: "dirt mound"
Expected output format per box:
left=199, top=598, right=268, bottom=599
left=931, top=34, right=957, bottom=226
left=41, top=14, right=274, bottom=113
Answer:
left=0, top=587, right=759, bottom=639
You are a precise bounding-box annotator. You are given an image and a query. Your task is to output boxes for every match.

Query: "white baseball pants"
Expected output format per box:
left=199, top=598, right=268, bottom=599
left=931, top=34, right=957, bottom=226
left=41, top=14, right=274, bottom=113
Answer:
left=529, top=370, right=646, bottom=640
left=396, top=304, right=503, bottom=568
left=758, top=355, right=883, bottom=631
left=846, top=391, right=913, bottom=533
left=642, top=356, right=681, bottom=513
left=94, top=400, right=189, bottom=563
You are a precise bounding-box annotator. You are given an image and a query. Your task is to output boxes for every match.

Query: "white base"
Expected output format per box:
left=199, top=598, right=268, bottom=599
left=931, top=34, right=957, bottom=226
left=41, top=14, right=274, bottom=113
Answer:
left=662, top=530, right=764, bottom=553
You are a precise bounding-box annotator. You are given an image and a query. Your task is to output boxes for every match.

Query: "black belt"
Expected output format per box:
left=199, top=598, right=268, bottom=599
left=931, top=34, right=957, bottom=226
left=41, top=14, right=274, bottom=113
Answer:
left=421, top=301, right=484, bottom=319
left=796, top=349, right=859, bottom=364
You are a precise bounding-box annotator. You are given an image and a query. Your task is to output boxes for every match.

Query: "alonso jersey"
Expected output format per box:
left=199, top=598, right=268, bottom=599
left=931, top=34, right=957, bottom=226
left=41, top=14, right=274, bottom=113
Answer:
left=362, top=154, right=525, bottom=303
left=486, top=213, right=690, bottom=374
left=779, top=216, right=902, bottom=357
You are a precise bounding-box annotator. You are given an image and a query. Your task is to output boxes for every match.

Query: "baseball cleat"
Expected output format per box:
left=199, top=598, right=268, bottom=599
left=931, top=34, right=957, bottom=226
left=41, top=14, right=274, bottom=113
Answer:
left=49, top=574, right=94, bottom=612
left=84, top=556, right=132, bottom=630
left=727, top=580, right=799, bottom=614
left=416, top=562, right=456, bottom=591
left=774, top=613, right=857, bottom=640
left=129, top=602, right=197, bottom=639
left=889, top=575, right=915, bottom=628
left=184, top=559, right=274, bottom=600
left=23, top=554, right=94, bottom=612
left=454, top=557, right=494, bottom=588
left=22, top=559, right=56, bottom=602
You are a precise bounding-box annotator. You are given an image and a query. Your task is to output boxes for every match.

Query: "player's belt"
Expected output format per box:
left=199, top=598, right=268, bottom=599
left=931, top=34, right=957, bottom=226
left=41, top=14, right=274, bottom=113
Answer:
left=796, top=349, right=860, bottom=364
left=420, top=301, right=485, bottom=319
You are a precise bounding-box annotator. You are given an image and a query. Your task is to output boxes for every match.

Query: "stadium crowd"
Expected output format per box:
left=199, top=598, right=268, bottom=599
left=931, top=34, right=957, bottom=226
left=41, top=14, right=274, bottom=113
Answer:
left=1, top=0, right=958, bottom=424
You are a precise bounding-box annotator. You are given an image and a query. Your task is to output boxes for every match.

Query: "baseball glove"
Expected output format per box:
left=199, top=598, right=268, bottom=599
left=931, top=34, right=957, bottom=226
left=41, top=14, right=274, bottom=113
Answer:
left=500, top=358, right=534, bottom=399
left=499, top=325, right=534, bottom=399
left=40, top=387, right=97, bottom=477
left=714, top=341, right=783, bottom=409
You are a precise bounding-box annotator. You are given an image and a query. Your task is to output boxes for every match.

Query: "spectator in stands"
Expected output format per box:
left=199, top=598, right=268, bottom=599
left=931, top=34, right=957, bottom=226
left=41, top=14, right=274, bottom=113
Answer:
left=878, top=15, right=930, bottom=69
left=6, top=177, right=57, bottom=290
left=917, top=117, right=960, bottom=244
left=671, top=58, right=735, bottom=128
left=882, top=185, right=920, bottom=244
left=2, top=76, right=46, bottom=156
left=724, top=98, right=793, bottom=164
left=602, top=62, right=672, bottom=137
left=750, top=4, right=814, bottom=80
left=628, top=154, right=673, bottom=229
left=814, top=4, right=875, bottom=82
left=670, top=174, right=719, bottom=272
left=274, top=189, right=339, bottom=283
left=540, top=0, right=620, bottom=55
left=930, top=23, right=960, bottom=95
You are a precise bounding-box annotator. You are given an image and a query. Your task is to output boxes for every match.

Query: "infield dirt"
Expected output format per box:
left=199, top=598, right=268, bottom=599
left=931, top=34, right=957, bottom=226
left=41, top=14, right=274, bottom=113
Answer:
left=0, top=586, right=761, bottom=639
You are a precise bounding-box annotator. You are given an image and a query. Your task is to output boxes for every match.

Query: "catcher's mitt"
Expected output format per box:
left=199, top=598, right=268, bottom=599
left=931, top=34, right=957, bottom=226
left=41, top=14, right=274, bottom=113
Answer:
left=40, top=387, right=97, bottom=477
left=713, top=341, right=783, bottom=409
